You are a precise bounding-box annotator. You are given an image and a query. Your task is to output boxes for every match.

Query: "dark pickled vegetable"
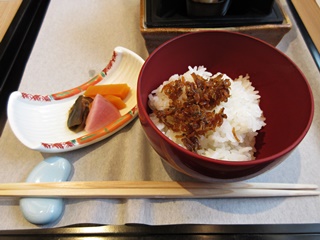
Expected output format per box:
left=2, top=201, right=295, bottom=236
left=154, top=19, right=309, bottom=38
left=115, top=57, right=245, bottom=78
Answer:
left=67, top=95, right=93, bottom=132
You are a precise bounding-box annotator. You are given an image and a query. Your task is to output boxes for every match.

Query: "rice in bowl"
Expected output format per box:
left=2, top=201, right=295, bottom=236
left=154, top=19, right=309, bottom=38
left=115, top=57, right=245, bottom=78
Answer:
left=148, top=66, right=266, bottom=161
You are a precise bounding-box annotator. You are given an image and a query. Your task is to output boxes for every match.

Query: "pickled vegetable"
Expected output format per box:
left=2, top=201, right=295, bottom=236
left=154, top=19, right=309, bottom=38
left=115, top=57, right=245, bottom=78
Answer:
left=84, top=84, right=130, bottom=100
left=85, top=94, right=121, bottom=132
left=103, top=95, right=126, bottom=110
left=67, top=95, right=93, bottom=133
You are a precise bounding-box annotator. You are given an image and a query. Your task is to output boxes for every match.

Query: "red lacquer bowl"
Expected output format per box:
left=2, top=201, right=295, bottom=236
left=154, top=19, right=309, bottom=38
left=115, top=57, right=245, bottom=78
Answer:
left=137, top=31, right=314, bottom=182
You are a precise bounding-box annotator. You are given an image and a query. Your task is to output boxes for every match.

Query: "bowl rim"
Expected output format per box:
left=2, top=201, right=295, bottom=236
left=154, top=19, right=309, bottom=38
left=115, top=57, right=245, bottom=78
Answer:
left=137, top=30, right=314, bottom=167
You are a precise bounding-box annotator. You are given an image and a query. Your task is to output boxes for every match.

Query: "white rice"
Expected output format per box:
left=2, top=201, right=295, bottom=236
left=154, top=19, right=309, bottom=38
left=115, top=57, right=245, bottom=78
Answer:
left=148, top=66, right=266, bottom=161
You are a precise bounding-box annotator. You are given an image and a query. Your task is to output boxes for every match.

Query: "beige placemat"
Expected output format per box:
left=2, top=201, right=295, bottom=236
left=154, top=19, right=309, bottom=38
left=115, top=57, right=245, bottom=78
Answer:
left=291, top=0, right=320, bottom=52
left=0, top=0, right=22, bottom=42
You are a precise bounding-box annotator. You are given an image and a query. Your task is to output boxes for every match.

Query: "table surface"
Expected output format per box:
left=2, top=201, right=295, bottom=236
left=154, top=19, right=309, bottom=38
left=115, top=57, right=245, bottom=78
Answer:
left=291, top=0, right=320, bottom=53
left=0, top=0, right=320, bottom=230
left=0, top=0, right=22, bottom=42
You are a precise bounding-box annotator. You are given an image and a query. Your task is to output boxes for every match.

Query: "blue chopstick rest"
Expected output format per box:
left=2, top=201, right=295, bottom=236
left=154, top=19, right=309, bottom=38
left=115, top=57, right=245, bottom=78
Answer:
left=20, top=156, right=72, bottom=225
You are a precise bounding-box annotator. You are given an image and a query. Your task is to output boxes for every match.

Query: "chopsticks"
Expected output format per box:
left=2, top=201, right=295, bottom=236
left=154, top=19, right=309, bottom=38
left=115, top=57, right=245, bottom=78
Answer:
left=0, top=181, right=318, bottom=199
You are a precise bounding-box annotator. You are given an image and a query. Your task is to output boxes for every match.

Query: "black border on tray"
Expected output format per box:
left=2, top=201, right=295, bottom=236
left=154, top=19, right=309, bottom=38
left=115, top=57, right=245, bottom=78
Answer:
left=0, top=0, right=50, bottom=135
left=0, top=224, right=320, bottom=239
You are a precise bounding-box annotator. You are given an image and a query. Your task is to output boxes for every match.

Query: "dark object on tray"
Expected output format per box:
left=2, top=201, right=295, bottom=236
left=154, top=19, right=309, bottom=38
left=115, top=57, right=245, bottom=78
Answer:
left=145, top=0, right=282, bottom=28
left=186, top=0, right=232, bottom=17
left=228, top=0, right=275, bottom=16
left=140, top=0, right=291, bottom=53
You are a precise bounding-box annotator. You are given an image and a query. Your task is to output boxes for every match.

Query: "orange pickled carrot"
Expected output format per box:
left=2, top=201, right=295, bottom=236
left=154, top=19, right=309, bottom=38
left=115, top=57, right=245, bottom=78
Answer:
left=103, top=95, right=126, bottom=110
left=84, top=84, right=130, bottom=100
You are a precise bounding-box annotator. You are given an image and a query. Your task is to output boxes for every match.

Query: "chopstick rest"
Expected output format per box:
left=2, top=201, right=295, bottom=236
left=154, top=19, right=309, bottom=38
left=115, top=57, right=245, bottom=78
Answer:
left=20, top=156, right=72, bottom=225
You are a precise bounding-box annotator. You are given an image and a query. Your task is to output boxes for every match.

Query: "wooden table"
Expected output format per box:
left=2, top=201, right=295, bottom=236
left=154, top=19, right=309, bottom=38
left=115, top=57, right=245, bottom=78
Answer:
left=0, top=0, right=22, bottom=42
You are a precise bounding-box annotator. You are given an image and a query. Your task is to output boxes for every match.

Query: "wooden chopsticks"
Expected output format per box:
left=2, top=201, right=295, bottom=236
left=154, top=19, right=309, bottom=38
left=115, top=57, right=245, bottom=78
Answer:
left=0, top=181, right=318, bottom=199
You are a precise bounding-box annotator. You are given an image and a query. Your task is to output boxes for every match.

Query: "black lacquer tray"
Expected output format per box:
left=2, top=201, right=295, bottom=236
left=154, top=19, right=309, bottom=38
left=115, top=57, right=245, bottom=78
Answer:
left=1, top=224, right=320, bottom=239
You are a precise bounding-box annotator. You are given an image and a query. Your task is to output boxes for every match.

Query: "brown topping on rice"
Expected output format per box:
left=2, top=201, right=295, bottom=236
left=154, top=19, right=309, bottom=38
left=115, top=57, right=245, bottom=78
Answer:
left=232, top=127, right=240, bottom=142
left=153, top=73, right=231, bottom=152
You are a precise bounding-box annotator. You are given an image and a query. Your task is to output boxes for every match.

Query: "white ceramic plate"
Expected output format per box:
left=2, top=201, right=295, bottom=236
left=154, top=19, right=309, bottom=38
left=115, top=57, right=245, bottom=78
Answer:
left=7, top=46, right=144, bottom=153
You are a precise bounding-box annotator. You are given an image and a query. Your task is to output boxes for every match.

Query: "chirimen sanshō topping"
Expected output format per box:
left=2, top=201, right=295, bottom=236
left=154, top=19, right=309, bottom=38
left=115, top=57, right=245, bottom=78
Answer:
left=152, top=73, right=231, bottom=152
